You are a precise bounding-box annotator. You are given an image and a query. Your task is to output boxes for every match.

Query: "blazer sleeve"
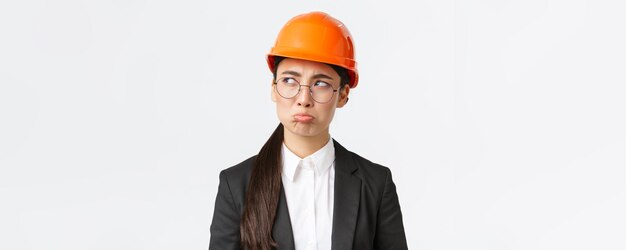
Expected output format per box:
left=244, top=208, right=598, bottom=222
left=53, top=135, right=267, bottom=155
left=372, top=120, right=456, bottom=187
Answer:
left=374, top=168, right=408, bottom=250
left=209, top=170, right=242, bottom=250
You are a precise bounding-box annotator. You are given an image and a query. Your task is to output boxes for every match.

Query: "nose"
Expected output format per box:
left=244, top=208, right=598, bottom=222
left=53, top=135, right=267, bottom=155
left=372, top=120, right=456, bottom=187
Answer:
left=296, top=85, right=313, bottom=107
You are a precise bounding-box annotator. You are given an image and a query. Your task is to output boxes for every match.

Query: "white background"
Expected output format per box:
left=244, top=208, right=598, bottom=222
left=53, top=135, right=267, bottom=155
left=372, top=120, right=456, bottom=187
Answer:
left=1, top=0, right=625, bottom=249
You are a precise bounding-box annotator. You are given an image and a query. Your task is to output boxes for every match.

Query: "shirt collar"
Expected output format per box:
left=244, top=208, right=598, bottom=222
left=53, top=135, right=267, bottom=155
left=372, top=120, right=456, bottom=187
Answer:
left=281, top=137, right=335, bottom=182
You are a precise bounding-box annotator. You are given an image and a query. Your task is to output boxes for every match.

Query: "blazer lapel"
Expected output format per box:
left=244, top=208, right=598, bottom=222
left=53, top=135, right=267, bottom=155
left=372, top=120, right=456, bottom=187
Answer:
left=331, top=139, right=361, bottom=250
left=273, top=184, right=295, bottom=249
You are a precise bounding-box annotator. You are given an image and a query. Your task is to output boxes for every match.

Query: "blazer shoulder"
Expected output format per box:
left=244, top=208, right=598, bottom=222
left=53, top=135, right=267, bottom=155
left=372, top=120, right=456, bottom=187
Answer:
left=342, top=149, right=394, bottom=192
left=219, top=155, right=257, bottom=199
left=348, top=150, right=391, bottom=176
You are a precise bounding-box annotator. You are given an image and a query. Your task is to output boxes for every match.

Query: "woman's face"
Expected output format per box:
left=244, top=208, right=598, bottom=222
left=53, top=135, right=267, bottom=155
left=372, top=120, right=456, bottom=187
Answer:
left=271, top=58, right=350, bottom=138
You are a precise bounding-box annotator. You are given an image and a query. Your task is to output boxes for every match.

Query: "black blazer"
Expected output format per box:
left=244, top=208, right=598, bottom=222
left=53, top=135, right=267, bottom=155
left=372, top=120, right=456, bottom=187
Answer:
left=209, top=139, right=408, bottom=250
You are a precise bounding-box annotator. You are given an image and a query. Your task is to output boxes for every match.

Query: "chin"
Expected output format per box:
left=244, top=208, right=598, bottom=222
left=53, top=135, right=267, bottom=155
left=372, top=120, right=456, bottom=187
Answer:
left=285, top=122, right=322, bottom=137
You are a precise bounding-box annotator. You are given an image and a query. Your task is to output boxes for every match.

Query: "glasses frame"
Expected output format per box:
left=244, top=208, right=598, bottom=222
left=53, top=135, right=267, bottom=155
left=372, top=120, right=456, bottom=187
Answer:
left=273, top=77, right=339, bottom=104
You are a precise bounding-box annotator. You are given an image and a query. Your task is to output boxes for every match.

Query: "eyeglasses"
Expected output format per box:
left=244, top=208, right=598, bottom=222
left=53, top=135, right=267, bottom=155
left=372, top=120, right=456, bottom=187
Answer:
left=273, top=77, right=338, bottom=104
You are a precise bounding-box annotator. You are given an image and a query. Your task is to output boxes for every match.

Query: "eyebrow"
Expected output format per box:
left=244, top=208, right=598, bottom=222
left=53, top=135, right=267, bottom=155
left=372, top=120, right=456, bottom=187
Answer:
left=280, top=70, right=335, bottom=80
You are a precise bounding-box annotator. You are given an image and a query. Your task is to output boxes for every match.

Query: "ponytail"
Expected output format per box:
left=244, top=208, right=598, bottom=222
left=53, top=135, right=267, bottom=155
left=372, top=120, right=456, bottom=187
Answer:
left=240, top=123, right=284, bottom=250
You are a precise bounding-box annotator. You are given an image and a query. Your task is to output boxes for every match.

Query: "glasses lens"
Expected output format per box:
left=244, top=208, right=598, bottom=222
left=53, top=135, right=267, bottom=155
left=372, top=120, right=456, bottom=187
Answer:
left=276, top=77, right=299, bottom=98
left=311, top=84, right=334, bottom=103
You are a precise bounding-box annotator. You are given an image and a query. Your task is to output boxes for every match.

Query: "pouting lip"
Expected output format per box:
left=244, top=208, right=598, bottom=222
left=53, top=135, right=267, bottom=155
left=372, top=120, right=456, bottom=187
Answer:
left=293, top=113, right=315, bottom=122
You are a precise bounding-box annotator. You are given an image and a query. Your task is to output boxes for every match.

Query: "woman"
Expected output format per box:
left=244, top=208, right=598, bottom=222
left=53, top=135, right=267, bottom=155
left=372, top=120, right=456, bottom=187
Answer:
left=209, top=11, right=408, bottom=250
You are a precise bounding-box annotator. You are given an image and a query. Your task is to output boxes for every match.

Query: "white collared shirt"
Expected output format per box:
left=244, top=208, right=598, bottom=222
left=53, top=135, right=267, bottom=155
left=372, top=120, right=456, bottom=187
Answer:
left=281, top=137, right=335, bottom=250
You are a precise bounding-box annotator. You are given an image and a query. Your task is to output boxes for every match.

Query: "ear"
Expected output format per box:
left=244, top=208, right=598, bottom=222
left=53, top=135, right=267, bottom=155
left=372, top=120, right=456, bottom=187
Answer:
left=336, top=85, right=350, bottom=108
left=271, top=80, right=277, bottom=103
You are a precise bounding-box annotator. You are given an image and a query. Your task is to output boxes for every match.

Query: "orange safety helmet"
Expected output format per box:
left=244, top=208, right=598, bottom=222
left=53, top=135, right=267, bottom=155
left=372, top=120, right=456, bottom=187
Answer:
left=267, top=11, right=359, bottom=89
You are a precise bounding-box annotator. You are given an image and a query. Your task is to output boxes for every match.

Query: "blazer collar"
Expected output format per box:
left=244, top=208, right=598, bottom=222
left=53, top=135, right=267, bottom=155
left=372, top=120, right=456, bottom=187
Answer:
left=272, top=139, right=361, bottom=250
left=273, top=184, right=295, bottom=249
left=330, top=139, right=361, bottom=250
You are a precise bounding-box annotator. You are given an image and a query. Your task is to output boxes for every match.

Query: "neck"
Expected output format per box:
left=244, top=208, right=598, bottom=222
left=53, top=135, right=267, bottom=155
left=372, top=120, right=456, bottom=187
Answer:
left=283, top=129, right=330, bottom=159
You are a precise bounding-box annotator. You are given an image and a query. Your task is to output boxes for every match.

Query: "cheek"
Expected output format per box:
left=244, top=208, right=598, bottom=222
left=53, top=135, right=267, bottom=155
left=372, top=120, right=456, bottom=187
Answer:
left=316, top=105, right=337, bottom=123
left=275, top=100, right=292, bottom=118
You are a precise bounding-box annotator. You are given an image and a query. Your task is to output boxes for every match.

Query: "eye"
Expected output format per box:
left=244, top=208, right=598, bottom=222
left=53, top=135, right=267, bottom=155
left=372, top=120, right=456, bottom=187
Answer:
left=280, top=77, right=298, bottom=86
left=313, top=81, right=331, bottom=88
